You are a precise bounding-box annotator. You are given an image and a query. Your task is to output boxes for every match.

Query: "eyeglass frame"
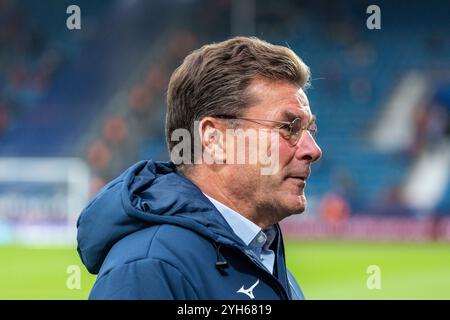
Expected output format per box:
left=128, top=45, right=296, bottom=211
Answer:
left=213, top=114, right=318, bottom=146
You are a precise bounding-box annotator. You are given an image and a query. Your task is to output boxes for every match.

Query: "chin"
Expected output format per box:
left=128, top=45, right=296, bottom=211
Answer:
left=281, top=194, right=307, bottom=216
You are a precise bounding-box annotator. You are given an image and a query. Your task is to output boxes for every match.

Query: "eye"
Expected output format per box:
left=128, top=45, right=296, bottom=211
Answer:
left=277, top=123, right=292, bottom=140
left=308, top=123, right=318, bottom=137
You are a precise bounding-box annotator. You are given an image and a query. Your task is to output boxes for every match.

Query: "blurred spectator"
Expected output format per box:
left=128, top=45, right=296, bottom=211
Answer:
left=168, top=30, right=196, bottom=61
left=145, top=67, right=169, bottom=92
left=411, top=102, right=430, bottom=156
left=0, top=0, right=62, bottom=121
left=128, top=84, right=154, bottom=113
left=319, top=192, right=351, bottom=225
left=86, top=140, right=111, bottom=172
left=411, top=83, right=450, bottom=155
left=0, top=101, right=8, bottom=136
left=434, top=83, right=450, bottom=139
left=89, top=176, right=107, bottom=198
left=103, top=115, right=129, bottom=145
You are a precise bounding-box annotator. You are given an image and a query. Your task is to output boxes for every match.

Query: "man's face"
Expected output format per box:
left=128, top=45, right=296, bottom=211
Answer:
left=225, top=78, right=322, bottom=224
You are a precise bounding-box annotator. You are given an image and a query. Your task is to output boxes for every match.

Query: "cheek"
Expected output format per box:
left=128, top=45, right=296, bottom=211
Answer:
left=276, top=139, right=296, bottom=167
left=260, top=138, right=295, bottom=185
left=262, top=133, right=294, bottom=163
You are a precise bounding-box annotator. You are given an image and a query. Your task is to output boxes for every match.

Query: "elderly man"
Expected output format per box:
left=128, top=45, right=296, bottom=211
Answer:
left=77, top=36, right=321, bottom=300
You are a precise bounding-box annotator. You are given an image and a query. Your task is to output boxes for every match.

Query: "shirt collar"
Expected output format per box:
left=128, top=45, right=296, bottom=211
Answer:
left=204, top=194, right=276, bottom=250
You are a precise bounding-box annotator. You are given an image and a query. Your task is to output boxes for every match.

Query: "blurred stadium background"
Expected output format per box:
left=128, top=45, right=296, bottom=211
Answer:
left=0, top=0, right=449, bottom=299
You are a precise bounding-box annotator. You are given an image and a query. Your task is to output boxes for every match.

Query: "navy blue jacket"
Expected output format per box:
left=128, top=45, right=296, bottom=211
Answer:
left=77, top=160, right=304, bottom=300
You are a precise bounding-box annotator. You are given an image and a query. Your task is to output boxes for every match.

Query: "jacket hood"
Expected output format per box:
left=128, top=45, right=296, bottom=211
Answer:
left=77, top=160, right=240, bottom=274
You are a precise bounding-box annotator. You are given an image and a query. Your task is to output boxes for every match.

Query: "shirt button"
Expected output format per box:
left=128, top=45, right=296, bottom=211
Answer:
left=257, top=234, right=265, bottom=245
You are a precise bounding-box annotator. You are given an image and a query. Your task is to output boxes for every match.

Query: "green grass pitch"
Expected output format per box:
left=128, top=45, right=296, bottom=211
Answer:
left=0, top=240, right=449, bottom=299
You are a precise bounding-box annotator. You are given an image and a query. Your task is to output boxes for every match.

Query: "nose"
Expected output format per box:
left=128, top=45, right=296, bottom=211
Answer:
left=295, top=131, right=322, bottom=162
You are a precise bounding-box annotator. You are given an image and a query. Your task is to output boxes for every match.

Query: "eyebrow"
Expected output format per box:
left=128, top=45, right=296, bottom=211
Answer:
left=281, top=110, right=316, bottom=124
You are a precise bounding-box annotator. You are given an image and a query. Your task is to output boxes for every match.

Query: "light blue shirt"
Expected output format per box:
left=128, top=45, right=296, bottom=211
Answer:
left=204, top=194, right=276, bottom=274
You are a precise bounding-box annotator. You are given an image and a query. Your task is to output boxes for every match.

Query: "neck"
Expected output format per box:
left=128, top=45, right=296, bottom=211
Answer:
left=184, top=166, right=275, bottom=229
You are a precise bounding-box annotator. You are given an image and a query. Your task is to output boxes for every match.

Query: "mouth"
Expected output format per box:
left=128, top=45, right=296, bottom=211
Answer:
left=287, top=172, right=309, bottom=180
left=285, top=170, right=310, bottom=188
left=286, top=175, right=308, bottom=187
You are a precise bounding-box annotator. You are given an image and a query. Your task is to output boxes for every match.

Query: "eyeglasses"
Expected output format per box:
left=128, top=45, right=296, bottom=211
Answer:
left=214, top=114, right=318, bottom=146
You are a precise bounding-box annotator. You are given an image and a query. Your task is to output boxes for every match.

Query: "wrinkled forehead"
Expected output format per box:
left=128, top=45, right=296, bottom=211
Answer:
left=269, top=85, right=313, bottom=121
left=245, top=79, right=311, bottom=116
left=295, top=87, right=310, bottom=108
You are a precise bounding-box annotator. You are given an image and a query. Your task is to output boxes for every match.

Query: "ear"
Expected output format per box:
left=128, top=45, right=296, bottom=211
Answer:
left=198, top=117, right=226, bottom=164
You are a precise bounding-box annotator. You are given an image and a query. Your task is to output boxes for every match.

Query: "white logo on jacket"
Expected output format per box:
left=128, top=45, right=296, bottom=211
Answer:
left=237, top=279, right=260, bottom=299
